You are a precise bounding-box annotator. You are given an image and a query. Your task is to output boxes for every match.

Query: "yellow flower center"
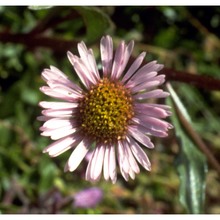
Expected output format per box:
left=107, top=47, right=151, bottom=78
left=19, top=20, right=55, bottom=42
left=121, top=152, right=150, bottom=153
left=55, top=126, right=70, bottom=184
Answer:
left=78, top=78, right=134, bottom=143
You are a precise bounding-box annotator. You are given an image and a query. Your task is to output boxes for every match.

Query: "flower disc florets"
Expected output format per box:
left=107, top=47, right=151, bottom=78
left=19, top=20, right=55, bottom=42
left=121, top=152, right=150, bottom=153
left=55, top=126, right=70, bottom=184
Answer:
left=78, top=77, right=134, bottom=143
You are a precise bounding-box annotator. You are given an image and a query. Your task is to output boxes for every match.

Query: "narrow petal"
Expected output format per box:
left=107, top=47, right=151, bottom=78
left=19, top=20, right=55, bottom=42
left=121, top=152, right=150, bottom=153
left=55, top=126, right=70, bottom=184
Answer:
left=111, top=41, right=125, bottom=80
left=67, top=52, right=93, bottom=89
left=73, top=57, right=97, bottom=89
left=85, top=145, right=101, bottom=182
left=133, top=89, right=170, bottom=100
left=100, top=35, right=113, bottom=76
left=50, top=128, right=77, bottom=140
left=131, top=121, right=168, bottom=137
left=119, top=141, right=130, bottom=174
left=122, top=52, right=146, bottom=83
left=77, top=41, right=89, bottom=61
left=46, top=80, right=82, bottom=96
left=43, top=134, right=82, bottom=157
left=115, top=40, right=134, bottom=80
left=135, top=115, right=173, bottom=131
left=41, top=108, right=76, bottom=117
left=124, top=140, right=140, bottom=174
left=41, top=66, right=67, bottom=82
left=127, top=72, right=158, bottom=87
left=40, top=86, right=81, bottom=102
left=39, top=101, right=78, bottom=109
left=90, top=145, right=105, bottom=182
left=134, top=103, right=171, bottom=118
left=131, top=75, right=165, bottom=94
left=109, top=145, right=117, bottom=183
left=127, top=137, right=151, bottom=171
left=87, top=51, right=100, bottom=81
left=41, top=125, right=77, bottom=140
left=42, top=67, right=82, bottom=93
left=85, top=149, right=96, bottom=182
left=117, top=141, right=129, bottom=181
left=103, top=146, right=110, bottom=181
left=64, top=138, right=90, bottom=172
left=120, top=140, right=137, bottom=180
left=40, top=118, right=74, bottom=130
left=126, top=61, right=163, bottom=85
left=147, top=103, right=172, bottom=111
left=77, top=42, right=100, bottom=81
left=128, top=125, right=154, bottom=149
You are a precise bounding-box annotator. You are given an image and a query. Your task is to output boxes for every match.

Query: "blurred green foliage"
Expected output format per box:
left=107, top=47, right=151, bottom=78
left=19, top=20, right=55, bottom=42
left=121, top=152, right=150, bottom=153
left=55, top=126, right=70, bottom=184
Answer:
left=0, top=6, right=220, bottom=214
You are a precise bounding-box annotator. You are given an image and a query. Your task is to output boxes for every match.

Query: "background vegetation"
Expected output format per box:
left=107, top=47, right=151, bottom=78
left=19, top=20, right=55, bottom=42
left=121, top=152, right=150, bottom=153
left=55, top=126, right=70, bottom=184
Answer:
left=0, top=6, right=220, bottom=214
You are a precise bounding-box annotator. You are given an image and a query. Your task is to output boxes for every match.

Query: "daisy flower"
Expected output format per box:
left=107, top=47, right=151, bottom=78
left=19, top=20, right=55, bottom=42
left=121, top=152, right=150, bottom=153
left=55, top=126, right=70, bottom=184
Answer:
left=38, top=35, right=173, bottom=184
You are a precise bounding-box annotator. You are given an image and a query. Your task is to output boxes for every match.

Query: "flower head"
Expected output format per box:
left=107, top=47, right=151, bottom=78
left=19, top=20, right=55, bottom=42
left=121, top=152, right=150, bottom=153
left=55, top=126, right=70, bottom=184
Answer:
left=73, top=187, right=103, bottom=208
left=38, top=35, right=173, bottom=183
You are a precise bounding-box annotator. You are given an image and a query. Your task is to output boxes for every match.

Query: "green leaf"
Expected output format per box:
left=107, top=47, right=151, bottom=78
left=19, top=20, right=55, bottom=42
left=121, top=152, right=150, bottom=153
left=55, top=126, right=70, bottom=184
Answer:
left=74, top=6, right=114, bottom=42
left=167, top=83, right=207, bottom=214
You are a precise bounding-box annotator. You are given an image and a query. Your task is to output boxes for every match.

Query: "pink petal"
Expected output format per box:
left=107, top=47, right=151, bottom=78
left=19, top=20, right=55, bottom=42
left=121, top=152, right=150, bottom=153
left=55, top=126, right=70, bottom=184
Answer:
left=111, top=41, right=125, bottom=80
left=135, top=115, right=173, bottom=131
left=85, top=150, right=96, bottom=182
left=43, top=134, right=82, bottom=157
left=114, top=40, right=134, bottom=80
left=72, top=57, right=97, bottom=89
left=87, top=51, right=100, bottom=81
left=41, top=108, right=76, bottom=117
left=39, top=101, right=78, bottom=109
left=124, top=140, right=140, bottom=174
left=41, top=126, right=77, bottom=140
left=134, top=103, right=171, bottom=118
left=40, top=86, right=81, bottom=102
left=127, top=137, right=151, bottom=171
left=46, top=79, right=82, bottom=95
left=118, top=141, right=130, bottom=174
left=147, top=103, right=172, bottom=111
left=100, top=35, right=113, bottom=76
left=67, top=52, right=92, bottom=89
left=128, top=125, right=154, bottom=149
left=85, top=145, right=105, bottom=182
left=77, top=41, right=89, bottom=61
left=85, top=146, right=100, bottom=182
left=127, top=61, right=164, bottom=84
left=131, top=75, right=165, bottom=94
left=122, top=52, right=146, bottom=83
left=117, top=141, right=129, bottom=181
left=64, top=138, right=90, bottom=172
left=77, top=42, right=100, bottom=81
left=133, top=89, right=170, bottom=100
left=131, top=121, right=168, bottom=137
left=109, top=145, right=117, bottom=183
left=42, top=67, right=82, bottom=93
left=40, top=118, right=74, bottom=130
left=103, top=146, right=110, bottom=181
left=130, top=72, right=159, bottom=88
left=41, top=66, right=67, bottom=82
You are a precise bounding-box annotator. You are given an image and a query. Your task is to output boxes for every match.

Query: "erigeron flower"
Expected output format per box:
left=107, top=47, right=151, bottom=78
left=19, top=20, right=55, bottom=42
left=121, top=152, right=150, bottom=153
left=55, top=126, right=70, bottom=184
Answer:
left=73, top=187, right=103, bottom=208
left=38, top=35, right=173, bottom=184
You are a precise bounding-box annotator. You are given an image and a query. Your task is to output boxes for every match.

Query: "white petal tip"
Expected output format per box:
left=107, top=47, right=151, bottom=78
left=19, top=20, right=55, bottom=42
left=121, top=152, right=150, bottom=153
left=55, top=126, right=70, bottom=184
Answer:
left=42, top=149, right=48, bottom=153
left=146, top=166, right=151, bottom=171
left=112, top=179, right=117, bottom=184
left=67, top=51, right=73, bottom=56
